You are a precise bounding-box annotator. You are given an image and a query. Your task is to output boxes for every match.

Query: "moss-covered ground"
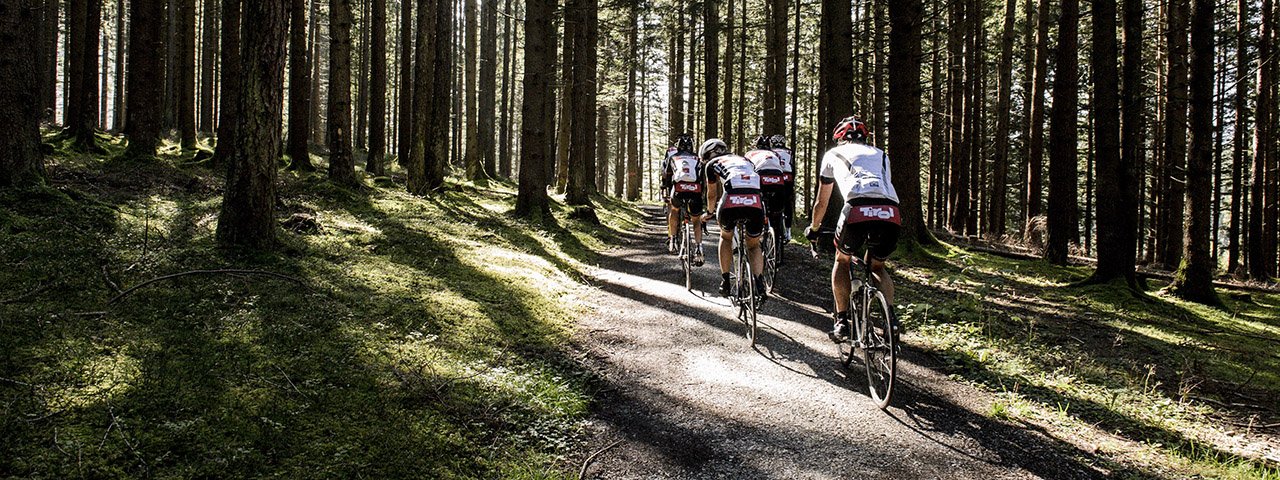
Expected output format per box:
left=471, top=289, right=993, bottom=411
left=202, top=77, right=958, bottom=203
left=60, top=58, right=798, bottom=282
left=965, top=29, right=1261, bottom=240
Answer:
left=0, top=133, right=643, bottom=478
left=894, top=242, right=1280, bottom=479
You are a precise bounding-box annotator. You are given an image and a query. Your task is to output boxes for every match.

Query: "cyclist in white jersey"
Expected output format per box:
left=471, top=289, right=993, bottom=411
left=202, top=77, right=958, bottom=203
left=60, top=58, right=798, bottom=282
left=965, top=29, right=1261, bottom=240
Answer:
left=769, top=134, right=797, bottom=244
left=700, top=138, right=767, bottom=297
left=746, top=135, right=790, bottom=264
left=805, top=116, right=902, bottom=343
left=660, top=134, right=706, bottom=265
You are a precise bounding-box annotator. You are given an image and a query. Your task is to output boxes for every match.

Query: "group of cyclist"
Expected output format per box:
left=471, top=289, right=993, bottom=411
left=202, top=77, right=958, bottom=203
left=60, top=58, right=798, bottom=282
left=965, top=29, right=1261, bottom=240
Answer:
left=658, top=115, right=903, bottom=344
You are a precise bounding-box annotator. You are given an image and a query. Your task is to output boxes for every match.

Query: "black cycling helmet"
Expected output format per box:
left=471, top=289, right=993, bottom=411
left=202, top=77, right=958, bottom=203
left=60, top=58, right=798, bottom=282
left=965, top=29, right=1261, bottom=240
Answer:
left=832, top=116, right=869, bottom=144
left=753, top=134, right=771, bottom=150
left=675, top=133, right=695, bottom=153
left=769, top=134, right=787, bottom=149
left=699, top=138, right=729, bottom=160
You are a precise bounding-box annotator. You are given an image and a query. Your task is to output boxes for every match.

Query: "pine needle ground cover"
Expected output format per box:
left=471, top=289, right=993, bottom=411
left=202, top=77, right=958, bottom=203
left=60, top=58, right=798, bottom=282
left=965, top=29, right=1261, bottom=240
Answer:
left=896, top=245, right=1280, bottom=479
left=0, top=136, right=643, bottom=478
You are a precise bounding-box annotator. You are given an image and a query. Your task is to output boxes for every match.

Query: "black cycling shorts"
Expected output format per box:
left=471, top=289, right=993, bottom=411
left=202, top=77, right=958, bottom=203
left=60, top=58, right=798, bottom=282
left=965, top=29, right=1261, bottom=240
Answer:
left=670, top=191, right=705, bottom=216
left=716, top=190, right=766, bottom=238
left=836, top=220, right=899, bottom=260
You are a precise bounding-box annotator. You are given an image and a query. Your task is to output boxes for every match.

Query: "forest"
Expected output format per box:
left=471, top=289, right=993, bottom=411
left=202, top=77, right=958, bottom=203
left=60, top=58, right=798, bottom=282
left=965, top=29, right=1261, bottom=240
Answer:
left=2, top=0, right=1280, bottom=476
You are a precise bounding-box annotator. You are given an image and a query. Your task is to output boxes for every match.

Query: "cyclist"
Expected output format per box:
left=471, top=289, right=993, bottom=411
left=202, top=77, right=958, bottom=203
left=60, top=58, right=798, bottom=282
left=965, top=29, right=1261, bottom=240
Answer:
left=769, top=134, right=797, bottom=247
left=700, top=138, right=767, bottom=298
left=804, top=116, right=901, bottom=343
left=661, top=134, right=706, bottom=265
left=745, top=135, right=789, bottom=265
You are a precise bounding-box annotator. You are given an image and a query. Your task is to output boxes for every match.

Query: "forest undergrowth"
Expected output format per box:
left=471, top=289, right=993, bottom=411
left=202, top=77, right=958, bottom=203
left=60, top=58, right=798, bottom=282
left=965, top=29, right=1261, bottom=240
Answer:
left=0, top=133, right=642, bottom=478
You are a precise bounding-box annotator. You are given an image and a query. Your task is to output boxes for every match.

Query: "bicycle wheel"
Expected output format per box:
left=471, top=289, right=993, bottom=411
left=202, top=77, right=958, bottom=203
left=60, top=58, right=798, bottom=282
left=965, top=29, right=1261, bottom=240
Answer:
left=761, top=225, right=778, bottom=293
left=680, top=212, right=692, bottom=290
left=742, top=243, right=758, bottom=346
left=837, top=289, right=860, bottom=368
left=862, top=288, right=897, bottom=409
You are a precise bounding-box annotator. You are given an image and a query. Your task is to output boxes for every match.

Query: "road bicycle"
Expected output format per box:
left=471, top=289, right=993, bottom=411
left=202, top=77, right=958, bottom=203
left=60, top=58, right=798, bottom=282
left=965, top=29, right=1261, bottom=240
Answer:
left=674, top=198, right=699, bottom=290
left=813, top=237, right=897, bottom=409
left=729, top=219, right=763, bottom=346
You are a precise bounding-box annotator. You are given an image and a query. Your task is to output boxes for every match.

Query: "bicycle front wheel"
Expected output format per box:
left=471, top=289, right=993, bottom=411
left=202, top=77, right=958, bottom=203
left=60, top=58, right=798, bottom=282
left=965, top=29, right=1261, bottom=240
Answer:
left=680, top=216, right=692, bottom=290
left=761, top=225, right=778, bottom=294
left=862, top=289, right=897, bottom=409
left=743, top=250, right=758, bottom=346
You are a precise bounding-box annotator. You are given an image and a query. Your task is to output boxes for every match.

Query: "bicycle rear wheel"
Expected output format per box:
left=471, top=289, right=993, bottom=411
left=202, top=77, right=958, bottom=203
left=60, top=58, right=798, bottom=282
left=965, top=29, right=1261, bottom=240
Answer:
left=761, top=225, right=778, bottom=293
left=862, top=289, right=897, bottom=409
left=837, top=290, right=859, bottom=368
left=680, top=212, right=692, bottom=290
left=743, top=248, right=758, bottom=346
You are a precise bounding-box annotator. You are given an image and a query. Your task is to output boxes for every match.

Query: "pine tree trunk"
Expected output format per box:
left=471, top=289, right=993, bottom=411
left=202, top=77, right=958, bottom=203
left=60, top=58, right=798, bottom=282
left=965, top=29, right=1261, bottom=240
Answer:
left=702, top=0, right=717, bottom=139
left=429, top=0, right=453, bottom=184
left=177, top=0, right=195, bottom=148
left=1170, top=0, right=1218, bottom=303
left=817, top=0, right=852, bottom=231
left=871, top=0, right=885, bottom=143
left=1022, top=0, right=1050, bottom=236
left=478, top=0, right=496, bottom=178
left=625, top=2, right=639, bottom=200
left=355, top=0, right=369, bottom=150
left=1228, top=0, right=1250, bottom=275
left=928, top=3, right=946, bottom=230
left=215, top=0, right=288, bottom=250
left=946, top=0, right=968, bottom=233
left=887, top=0, right=929, bottom=246
left=497, top=0, right=513, bottom=177
left=0, top=0, right=44, bottom=187
left=113, top=0, right=126, bottom=131
left=367, top=0, right=386, bottom=175
left=722, top=0, right=733, bottom=148
left=100, top=26, right=109, bottom=129
left=41, top=0, right=58, bottom=122
left=212, top=0, right=242, bottom=164
left=396, top=0, right=414, bottom=162
left=565, top=0, right=595, bottom=205
left=668, top=0, right=684, bottom=139
left=1045, top=0, right=1079, bottom=265
left=198, top=0, right=216, bottom=132
left=463, top=0, right=480, bottom=180
left=287, top=0, right=314, bottom=170
left=327, top=0, right=356, bottom=185
left=1252, top=0, right=1275, bottom=279
left=514, top=0, right=553, bottom=216
left=1091, top=0, right=1139, bottom=286
left=406, top=0, right=436, bottom=194
left=986, top=0, right=1015, bottom=238
left=123, top=0, right=165, bottom=159
left=66, top=0, right=101, bottom=149
left=1157, top=0, right=1190, bottom=269
left=596, top=106, right=609, bottom=193
left=763, top=0, right=785, bottom=136
left=554, top=8, right=574, bottom=192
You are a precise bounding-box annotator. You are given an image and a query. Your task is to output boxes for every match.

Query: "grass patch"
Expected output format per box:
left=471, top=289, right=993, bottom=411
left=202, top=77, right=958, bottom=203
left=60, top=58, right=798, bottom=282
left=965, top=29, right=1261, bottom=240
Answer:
left=0, top=136, right=643, bottom=478
left=895, top=242, right=1280, bottom=479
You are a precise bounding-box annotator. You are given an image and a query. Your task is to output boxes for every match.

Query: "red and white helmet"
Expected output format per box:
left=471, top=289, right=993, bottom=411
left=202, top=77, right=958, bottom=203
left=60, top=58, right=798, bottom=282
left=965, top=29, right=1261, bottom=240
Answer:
left=832, top=116, right=869, bottom=144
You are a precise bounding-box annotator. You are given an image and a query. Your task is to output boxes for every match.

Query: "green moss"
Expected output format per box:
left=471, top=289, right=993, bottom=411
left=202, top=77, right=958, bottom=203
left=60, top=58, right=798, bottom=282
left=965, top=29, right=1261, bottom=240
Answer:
left=0, top=139, right=643, bottom=478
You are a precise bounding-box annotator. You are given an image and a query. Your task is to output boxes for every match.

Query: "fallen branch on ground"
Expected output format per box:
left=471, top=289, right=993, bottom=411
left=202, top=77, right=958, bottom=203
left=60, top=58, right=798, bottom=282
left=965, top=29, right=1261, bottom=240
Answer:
left=107, top=269, right=310, bottom=305
left=2, top=282, right=52, bottom=304
left=578, top=439, right=623, bottom=480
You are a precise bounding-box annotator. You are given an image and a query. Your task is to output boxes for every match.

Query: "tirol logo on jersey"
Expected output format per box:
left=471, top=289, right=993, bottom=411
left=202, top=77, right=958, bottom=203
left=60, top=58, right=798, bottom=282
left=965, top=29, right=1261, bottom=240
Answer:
left=848, top=204, right=902, bottom=225
left=676, top=182, right=702, bottom=193
left=726, top=194, right=762, bottom=208
left=859, top=206, right=895, bottom=219
left=760, top=175, right=784, bottom=185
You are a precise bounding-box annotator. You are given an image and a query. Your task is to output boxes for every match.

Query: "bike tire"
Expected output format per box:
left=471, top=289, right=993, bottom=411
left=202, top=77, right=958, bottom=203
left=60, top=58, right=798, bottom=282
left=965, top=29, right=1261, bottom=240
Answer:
left=761, top=226, right=777, bottom=294
left=862, top=289, right=897, bottom=409
left=837, top=289, right=859, bottom=368
left=680, top=212, right=692, bottom=291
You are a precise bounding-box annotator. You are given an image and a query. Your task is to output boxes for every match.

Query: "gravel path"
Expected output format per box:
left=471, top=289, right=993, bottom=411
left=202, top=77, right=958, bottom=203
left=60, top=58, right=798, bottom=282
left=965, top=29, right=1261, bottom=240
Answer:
left=573, top=206, right=1112, bottom=480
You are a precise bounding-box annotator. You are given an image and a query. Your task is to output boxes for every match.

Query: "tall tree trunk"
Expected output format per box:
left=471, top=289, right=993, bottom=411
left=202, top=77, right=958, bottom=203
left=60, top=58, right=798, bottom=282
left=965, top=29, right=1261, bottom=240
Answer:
left=1252, top=0, right=1275, bottom=279
left=763, top=0, right=785, bottom=136
left=946, top=0, right=968, bottom=233
left=287, top=0, right=314, bottom=170
left=927, top=3, right=946, bottom=229
left=406, top=0, right=436, bottom=194
left=327, top=0, right=356, bottom=185
left=199, top=0, right=216, bottom=132
left=397, top=0, right=414, bottom=163
left=113, top=0, right=126, bottom=130
left=514, top=0, right=553, bottom=216
left=41, top=0, right=58, bottom=123
left=212, top=0, right=242, bottom=164
left=66, top=0, right=102, bottom=149
left=669, top=0, right=684, bottom=139
left=1023, top=0, right=1050, bottom=236
left=625, top=1, right=639, bottom=200
left=123, top=0, right=165, bottom=159
left=1170, top=0, right=1218, bottom=303
left=871, top=0, right=885, bottom=143
left=686, top=4, right=696, bottom=138
left=366, top=0, right=386, bottom=175
left=596, top=106, right=609, bottom=193
left=722, top=0, right=733, bottom=148
left=1157, top=0, right=1190, bottom=269
left=497, top=0, right=512, bottom=177
left=817, top=0, right=852, bottom=231
left=0, top=0, right=44, bottom=186
left=888, top=0, right=930, bottom=246
left=215, top=0, right=288, bottom=250
left=565, top=0, right=596, bottom=205
left=702, top=0, right=717, bottom=139
left=429, top=0, right=453, bottom=184
left=554, top=7, right=575, bottom=191
left=478, top=0, right=496, bottom=178
left=986, top=0, right=1015, bottom=238
left=1091, top=0, right=1139, bottom=287
left=464, top=0, right=480, bottom=179
left=177, top=0, right=195, bottom=147
left=355, top=0, right=369, bottom=150
left=1044, top=0, right=1079, bottom=265
left=100, top=24, right=109, bottom=129
left=1228, top=0, right=1250, bottom=275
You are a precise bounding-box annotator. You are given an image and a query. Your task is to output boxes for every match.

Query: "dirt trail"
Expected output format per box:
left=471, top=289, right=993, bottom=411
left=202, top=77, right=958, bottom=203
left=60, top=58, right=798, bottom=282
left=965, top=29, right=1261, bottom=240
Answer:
left=573, top=206, right=1111, bottom=480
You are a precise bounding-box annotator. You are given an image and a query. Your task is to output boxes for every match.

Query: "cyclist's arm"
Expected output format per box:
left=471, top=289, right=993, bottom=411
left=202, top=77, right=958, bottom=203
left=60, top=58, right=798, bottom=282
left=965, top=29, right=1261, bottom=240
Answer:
left=705, top=170, right=721, bottom=218
left=810, top=180, right=834, bottom=231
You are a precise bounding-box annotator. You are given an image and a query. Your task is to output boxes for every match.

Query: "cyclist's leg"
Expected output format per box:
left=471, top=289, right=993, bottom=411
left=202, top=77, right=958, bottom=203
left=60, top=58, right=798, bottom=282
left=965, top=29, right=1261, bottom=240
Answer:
left=717, top=211, right=735, bottom=275
left=865, top=223, right=900, bottom=306
left=834, top=220, right=871, bottom=314
left=744, top=212, right=766, bottom=276
left=667, top=199, right=680, bottom=239
left=689, top=195, right=706, bottom=246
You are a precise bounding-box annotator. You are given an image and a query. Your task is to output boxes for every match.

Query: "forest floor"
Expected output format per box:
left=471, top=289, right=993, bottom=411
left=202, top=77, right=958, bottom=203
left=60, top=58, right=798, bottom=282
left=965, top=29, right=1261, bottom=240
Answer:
left=2, top=132, right=1278, bottom=479
left=574, top=207, right=1280, bottom=479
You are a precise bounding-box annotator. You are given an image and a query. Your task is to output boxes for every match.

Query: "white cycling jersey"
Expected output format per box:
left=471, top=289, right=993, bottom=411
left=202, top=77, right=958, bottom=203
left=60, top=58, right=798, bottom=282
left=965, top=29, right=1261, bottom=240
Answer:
left=819, top=142, right=899, bottom=204
left=745, top=149, right=783, bottom=173
left=771, top=148, right=794, bottom=174
left=669, top=153, right=701, bottom=183
left=705, top=154, right=760, bottom=191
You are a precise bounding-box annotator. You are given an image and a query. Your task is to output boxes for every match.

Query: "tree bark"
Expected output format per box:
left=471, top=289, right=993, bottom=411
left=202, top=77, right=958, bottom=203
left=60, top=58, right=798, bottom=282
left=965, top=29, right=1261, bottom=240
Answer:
left=463, top=0, right=480, bottom=180
left=1169, top=0, right=1218, bottom=304
left=1090, top=0, right=1139, bottom=287
left=0, top=0, right=44, bottom=187
left=215, top=0, right=288, bottom=250
left=887, top=0, right=930, bottom=246
left=327, top=0, right=356, bottom=185
left=367, top=0, right=386, bottom=175
left=178, top=0, right=195, bottom=148
left=1251, top=0, right=1275, bottom=280
left=1157, top=0, right=1190, bottom=269
left=702, top=0, right=718, bottom=139
left=286, top=0, right=314, bottom=170
left=722, top=0, right=734, bottom=148
left=1022, top=0, right=1050, bottom=235
left=396, top=0, right=414, bottom=162
left=406, top=0, right=438, bottom=193
left=497, top=0, right=513, bottom=177
left=514, top=0, right=553, bottom=216
left=478, top=0, right=496, bottom=178
left=763, top=0, right=785, bottom=136
left=817, top=0, right=852, bottom=232
left=355, top=0, right=369, bottom=150
left=554, top=6, right=575, bottom=191
left=985, top=0, right=1015, bottom=238
left=66, top=0, right=102, bottom=149
left=625, top=2, right=639, bottom=200
left=123, top=0, right=165, bottom=159
left=596, top=106, right=609, bottom=193
left=199, top=0, right=216, bottom=132
left=946, top=0, right=968, bottom=233
left=565, top=0, right=596, bottom=205
left=212, top=0, right=242, bottom=165
left=1228, top=0, right=1250, bottom=275
left=113, top=0, right=126, bottom=131
left=1044, top=0, right=1079, bottom=265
